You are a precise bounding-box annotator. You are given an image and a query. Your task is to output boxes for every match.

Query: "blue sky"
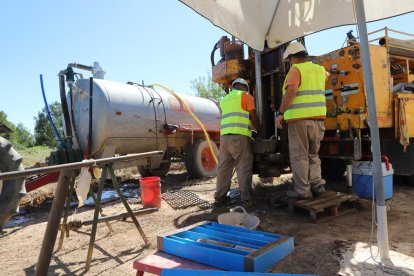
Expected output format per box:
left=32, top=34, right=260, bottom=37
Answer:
left=1, top=1, right=413, bottom=134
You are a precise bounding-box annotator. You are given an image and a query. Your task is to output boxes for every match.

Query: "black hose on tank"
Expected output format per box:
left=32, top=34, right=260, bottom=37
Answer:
left=59, top=75, right=72, bottom=137
left=88, top=77, right=93, bottom=158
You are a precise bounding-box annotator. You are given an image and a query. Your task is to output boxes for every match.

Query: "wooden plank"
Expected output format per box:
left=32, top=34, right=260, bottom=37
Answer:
left=304, top=192, right=346, bottom=207
left=273, top=190, right=358, bottom=223
left=311, top=194, right=358, bottom=212
left=316, top=208, right=355, bottom=224
left=274, top=190, right=340, bottom=206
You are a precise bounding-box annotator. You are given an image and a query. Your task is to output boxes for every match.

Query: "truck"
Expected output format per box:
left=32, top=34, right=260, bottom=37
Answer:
left=210, top=28, right=414, bottom=183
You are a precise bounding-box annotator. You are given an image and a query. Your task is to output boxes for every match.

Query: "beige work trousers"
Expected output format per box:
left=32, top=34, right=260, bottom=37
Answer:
left=215, top=134, right=253, bottom=201
left=288, top=119, right=326, bottom=197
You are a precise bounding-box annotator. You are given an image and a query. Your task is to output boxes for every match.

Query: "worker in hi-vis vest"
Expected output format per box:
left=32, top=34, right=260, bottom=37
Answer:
left=214, top=78, right=261, bottom=207
left=276, top=42, right=328, bottom=200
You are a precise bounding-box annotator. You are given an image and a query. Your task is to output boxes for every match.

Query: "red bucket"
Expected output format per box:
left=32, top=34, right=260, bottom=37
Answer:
left=139, top=176, right=161, bottom=208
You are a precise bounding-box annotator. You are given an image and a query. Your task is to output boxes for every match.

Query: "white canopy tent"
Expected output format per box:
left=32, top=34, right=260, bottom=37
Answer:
left=180, top=0, right=414, bottom=262
left=180, top=0, right=414, bottom=51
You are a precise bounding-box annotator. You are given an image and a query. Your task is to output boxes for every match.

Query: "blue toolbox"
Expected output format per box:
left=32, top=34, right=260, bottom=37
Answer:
left=352, top=161, right=393, bottom=200
left=157, top=221, right=294, bottom=272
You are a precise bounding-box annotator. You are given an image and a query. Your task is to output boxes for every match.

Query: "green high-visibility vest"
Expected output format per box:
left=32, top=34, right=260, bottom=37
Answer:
left=283, top=62, right=326, bottom=121
left=220, top=90, right=252, bottom=137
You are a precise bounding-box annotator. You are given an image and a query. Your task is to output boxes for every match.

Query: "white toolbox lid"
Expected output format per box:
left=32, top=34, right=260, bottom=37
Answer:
left=352, top=161, right=393, bottom=176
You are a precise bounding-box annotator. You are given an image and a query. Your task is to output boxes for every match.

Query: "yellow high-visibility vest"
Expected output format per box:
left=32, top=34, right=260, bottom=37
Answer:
left=220, top=90, right=251, bottom=137
left=283, top=62, right=326, bottom=120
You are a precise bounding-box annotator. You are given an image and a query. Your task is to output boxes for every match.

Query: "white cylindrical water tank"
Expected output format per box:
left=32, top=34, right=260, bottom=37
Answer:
left=68, top=79, right=220, bottom=157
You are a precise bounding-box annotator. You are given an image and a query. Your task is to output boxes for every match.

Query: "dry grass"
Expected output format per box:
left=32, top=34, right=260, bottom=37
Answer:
left=19, top=146, right=52, bottom=168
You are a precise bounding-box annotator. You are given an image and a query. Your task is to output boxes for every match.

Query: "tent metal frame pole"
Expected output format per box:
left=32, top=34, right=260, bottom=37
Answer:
left=254, top=50, right=264, bottom=126
left=354, top=0, right=390, bottom=260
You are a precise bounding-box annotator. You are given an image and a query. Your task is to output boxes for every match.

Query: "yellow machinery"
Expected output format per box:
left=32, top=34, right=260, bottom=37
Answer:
left=211, top=28, right=414, bottom=180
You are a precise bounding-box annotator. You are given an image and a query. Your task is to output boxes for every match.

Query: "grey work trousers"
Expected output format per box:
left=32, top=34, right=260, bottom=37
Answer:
left=288, top=119, right=326, bottom=197
left=215, top=134, right=253, bottom=201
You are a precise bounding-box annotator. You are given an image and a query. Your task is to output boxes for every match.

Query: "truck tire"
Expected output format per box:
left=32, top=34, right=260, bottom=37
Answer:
left=184, top=139, right=218, bottom=179
left=138, top=161, right=171, bottom=178
left=0, top=137, right=26, bottom=231
left=321, top=158, right=346, bottom=181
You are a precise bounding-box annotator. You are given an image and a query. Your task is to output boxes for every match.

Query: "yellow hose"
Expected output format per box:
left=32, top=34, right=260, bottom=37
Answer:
left=151, top=83, right=219, bottom=164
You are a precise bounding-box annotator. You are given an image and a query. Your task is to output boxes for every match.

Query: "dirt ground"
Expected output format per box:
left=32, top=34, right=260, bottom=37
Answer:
left=1, top=165, right=414, bottom=276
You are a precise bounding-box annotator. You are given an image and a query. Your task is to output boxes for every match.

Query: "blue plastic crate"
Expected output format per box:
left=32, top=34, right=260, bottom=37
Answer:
left=157, top=221, right=294, bottom=272
left=352, top=162, right=393, bottom=200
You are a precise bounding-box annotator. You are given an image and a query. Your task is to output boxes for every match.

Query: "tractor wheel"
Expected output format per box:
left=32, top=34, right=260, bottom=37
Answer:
left=0, top=137, right=26, bottom=231
left=138, top=161, right=171, bottom=178
left=184, top=139, right=218, bottom=179
left=321, top=158, right=346, bottom=181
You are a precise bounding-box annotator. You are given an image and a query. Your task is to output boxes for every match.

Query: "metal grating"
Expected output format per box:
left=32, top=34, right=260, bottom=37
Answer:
left=162, top=190, right=212, bottom=210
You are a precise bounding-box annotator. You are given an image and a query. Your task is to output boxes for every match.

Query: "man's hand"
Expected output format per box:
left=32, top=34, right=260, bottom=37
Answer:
left=251, top=130, right=262, bottom=140
left=276, top=114, right=284, bottom=129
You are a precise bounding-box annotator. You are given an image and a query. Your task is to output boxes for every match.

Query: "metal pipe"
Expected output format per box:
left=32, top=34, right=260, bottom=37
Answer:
left=254, top=50, right=264, bottom=126
left=0, top=151, right=163, bottom=181
left=80, top=208, right=158, bottom=226
left=59, top=75, right=72, bottom=137
left=355, top=0, right=389, bottom=260
left=35, top=169, right=74, bottom=276
left=346, top=164, right=353, bottom=187
left=67, top=63, right=93, bottom=71
left=88, top=77, right=93, bottom=158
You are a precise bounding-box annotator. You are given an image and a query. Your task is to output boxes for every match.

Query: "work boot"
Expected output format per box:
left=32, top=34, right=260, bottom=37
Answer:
left=214, top=196, right=231, bottom=207
left=286, top=190, right=313, bottom=200
left=311, top=185, right=326, bottom=197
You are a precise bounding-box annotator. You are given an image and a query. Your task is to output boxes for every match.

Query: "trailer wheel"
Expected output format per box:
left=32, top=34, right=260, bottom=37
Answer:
left=321, top=158, right=346, bottom=180
left=184, top=139, right=218, bottom=179
left=0, top=137, right=26, bottom=231
left=138, top=161, right=171, bottom=178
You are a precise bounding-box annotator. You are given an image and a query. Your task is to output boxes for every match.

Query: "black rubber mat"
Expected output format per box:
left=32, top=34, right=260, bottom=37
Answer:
left=162, top=190, right=212, bottom=210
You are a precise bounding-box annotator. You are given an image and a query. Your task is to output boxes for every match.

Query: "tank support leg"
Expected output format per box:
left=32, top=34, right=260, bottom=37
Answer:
left=88, top=185, right=114, bottom=233
left=108, top=164, right=150, bottom=246
left=85, top=165, right=107, bottom=271
left=58, top=174, right=77, bottom=250
left=85, top=164, right=150, bottom=271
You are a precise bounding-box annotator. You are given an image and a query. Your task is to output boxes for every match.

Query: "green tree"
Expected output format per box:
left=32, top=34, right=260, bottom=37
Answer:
left=0, top=111, right=15, bottom=142
left=14, top=123, right=35, bottom=148
left=0, top=111, right=35, bottom=149
left=0, top=111, right=10, bottom=126
left=34, top=101, right=63, bottom=148
left=191, top=74, right=224, bottom=101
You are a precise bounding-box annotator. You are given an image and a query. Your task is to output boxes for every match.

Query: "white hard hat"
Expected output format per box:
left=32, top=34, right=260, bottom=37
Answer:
left=232, top=78, right=249, bottom=90
left=283, top=42, right=308, bottom=60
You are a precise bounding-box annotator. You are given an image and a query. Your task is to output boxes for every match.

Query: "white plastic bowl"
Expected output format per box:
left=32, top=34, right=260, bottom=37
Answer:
left=218, top=206, right=260, bottom=230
